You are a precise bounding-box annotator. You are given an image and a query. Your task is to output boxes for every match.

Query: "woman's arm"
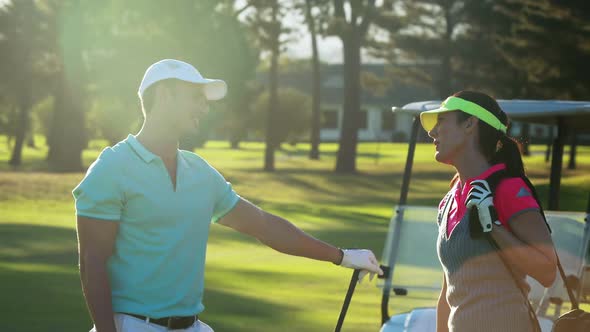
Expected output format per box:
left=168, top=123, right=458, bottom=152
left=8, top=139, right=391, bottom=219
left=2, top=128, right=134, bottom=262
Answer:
left=490, top=210, right=557, bottom=287
left=436, top=275, right=450, bottom=332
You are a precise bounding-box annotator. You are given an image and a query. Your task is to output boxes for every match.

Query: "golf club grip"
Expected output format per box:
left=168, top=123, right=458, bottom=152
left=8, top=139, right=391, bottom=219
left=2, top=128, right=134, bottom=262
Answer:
left=334, top=269, right=361, bottom=332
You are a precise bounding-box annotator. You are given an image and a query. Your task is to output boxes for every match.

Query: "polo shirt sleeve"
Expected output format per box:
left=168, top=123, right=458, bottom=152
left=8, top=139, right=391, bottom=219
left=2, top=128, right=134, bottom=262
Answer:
left=209, top=167, right=240, bottom=224
left=494, top=177, right=540, bottom=226
left=72, top=150, right=123, bottom=221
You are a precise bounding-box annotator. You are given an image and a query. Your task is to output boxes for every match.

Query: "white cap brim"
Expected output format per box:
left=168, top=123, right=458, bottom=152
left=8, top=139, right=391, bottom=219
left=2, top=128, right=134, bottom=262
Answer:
left=192, top=78, right=227, bottom=101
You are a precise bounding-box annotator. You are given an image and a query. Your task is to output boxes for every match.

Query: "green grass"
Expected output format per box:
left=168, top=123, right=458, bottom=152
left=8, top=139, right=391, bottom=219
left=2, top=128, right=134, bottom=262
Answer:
left=1, top=136, right=589, bottom=331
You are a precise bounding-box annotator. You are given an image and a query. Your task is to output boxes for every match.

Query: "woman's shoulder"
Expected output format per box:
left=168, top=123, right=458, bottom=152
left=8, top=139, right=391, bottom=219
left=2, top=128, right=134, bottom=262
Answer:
left=494, top=176, right=540, bottom=223
left=496, top=176, right=535, bottom=200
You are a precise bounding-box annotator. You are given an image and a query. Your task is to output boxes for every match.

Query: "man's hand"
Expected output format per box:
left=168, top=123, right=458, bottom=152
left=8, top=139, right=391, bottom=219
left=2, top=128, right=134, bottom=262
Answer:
left=465, top=179, right=498, bottom=233
left=340, top=249, right=384, bottom=282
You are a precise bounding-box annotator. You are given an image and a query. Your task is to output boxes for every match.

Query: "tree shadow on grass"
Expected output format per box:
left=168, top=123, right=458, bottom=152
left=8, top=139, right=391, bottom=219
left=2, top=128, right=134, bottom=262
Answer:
left=0, top=223, right=78, bottom=265
left=0, top=224, right=305, bottom=332
left=0, top=223, right=88, bottom=332
left=0, top=264, right=90, bottom=332
left=201, top=286, right=302, bottom=332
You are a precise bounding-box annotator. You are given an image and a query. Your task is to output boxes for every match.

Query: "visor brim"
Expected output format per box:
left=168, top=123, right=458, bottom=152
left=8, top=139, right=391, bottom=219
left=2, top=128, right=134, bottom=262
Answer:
left=419, top=107, right=453, bottom=132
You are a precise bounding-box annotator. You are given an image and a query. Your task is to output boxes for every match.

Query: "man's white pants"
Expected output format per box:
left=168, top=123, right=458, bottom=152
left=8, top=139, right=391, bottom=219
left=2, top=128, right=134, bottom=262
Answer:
left=90, top=313, right=214, bottom=332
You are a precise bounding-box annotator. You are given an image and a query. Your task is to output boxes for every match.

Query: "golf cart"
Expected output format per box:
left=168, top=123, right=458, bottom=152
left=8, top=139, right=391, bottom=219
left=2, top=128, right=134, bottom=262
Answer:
left=378, top=100, right=590, bottom=332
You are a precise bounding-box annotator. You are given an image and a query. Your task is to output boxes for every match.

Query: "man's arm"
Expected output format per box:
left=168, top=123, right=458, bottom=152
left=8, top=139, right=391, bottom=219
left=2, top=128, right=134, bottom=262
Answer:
left=217, top=198, right=383, bottom=276
left=77, top=216, right=119, bottom=332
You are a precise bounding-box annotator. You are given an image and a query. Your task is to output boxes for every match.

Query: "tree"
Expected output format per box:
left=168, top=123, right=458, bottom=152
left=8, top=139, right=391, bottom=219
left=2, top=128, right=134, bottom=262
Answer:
left=44, top=1, right=91, bottom=172
left=370, top=0, right=557, bottom=99
left=82, top=0, right=258, bottom=150
left=244, top=0, right=290, bottom=171
left=490, top=0, right=590, bottom=99
left=216, top=1, right=262, bottom=149
left=330, top=0, right=378, bottom=173
left=302, top=0, right=330, bottom=160
left=0, top=0, right=52, bottom=166
left=251, top=88, right=312, bottom=146
left=371, top=1, right=476, bottom=100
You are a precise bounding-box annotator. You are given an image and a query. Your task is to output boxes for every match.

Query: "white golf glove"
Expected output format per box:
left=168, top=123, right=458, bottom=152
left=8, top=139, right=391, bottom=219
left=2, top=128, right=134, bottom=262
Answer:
left=339, top=249, right=384, bottom=283
left=465, top=179, right=498, bottom=233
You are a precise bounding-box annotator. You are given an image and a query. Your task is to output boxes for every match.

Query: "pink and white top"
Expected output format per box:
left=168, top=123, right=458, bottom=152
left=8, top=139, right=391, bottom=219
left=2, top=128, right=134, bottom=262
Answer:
left=440, top=163, right=540, bottom=237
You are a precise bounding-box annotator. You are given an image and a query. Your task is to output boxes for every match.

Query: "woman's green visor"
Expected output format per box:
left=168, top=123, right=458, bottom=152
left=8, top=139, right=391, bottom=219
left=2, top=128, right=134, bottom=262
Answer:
left=419, top=96, right=507, bottom=133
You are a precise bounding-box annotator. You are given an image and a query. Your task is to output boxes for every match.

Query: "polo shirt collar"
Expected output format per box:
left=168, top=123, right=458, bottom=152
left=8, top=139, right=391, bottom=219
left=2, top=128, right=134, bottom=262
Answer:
left=456, top=163, right=507, bottom=192
left=474, top=163, right=506, bottom=181
left=126, top=134, right=158, bottom=163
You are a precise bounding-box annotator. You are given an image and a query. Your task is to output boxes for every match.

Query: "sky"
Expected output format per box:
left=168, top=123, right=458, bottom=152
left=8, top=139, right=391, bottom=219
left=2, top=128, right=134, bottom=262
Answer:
left=284, top=32, right=344, bottom=64
left=270, top=6, right=383, bottom=64
left=250, top=4, right=346, bottom=64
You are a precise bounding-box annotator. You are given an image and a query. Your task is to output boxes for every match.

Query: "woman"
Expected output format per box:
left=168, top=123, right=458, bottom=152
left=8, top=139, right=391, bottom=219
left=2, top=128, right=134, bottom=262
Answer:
left=421, top=90, right=558, bottom=332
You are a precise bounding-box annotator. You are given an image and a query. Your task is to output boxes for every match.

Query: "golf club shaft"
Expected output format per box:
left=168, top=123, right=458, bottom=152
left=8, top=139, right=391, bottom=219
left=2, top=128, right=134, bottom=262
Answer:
left=335, top=269, right=360, bottom=332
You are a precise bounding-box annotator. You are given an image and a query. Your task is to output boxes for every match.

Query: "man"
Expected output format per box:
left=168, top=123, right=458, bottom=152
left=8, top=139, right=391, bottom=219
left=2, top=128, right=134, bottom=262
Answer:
left=73, top=59, right=383, bottom=332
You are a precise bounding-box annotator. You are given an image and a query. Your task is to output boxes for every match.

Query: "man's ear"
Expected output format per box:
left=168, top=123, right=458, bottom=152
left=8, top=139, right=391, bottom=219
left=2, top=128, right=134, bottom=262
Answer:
left=156, top=84, right=168, bottom=102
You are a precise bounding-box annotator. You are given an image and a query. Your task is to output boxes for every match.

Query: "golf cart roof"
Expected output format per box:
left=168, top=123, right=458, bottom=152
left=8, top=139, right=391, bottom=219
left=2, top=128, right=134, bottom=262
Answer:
left=394, top=100, right=590, bottom=132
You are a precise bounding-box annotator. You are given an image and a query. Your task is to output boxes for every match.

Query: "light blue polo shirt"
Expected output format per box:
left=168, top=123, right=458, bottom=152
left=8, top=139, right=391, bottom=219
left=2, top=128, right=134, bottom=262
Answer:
left=72, top=134, right=239, bottom=318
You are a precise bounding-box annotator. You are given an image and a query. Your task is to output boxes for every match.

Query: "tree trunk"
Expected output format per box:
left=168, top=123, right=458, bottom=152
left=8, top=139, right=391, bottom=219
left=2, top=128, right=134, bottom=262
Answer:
left=545, top=126, right=554, bottom=163
left=9, top=88, right=32, bottom=166
left=26, top=129, right=36, bottom=148
left=521, top=123, right=530, bottom=156
left=47, top=70, right=87, bottom=172
left=47, top=2, right=87, bottom=172
left=306, top=0, right=321, bottom=160
left=438, top=5, right=453, bottom=99
left=335, top=30, right=361, bottom=173
left=568, top=133, right=577, bottom=170
left=230, top=135, right=240, bottom=149
left=264, top=1, right=280, bottom=172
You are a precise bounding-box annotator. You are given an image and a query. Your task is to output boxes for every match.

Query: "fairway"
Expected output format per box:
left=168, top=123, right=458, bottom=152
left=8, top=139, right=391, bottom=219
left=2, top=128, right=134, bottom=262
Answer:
left=1, top=137, right=589, bottom=331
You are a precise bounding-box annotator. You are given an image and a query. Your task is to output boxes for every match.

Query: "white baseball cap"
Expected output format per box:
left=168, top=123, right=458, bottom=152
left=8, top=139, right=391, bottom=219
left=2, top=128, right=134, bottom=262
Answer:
left=138, top=59, right=227, bottom=101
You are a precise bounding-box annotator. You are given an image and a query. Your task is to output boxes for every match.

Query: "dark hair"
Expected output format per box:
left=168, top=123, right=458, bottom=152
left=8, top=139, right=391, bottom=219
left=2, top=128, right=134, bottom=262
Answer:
left=450, top=90, right=525, bottom=185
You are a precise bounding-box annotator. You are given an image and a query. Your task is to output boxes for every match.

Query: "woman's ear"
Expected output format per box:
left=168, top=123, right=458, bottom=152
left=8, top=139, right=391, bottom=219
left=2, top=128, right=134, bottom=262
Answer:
left=465, top=116, right=477, bottom=134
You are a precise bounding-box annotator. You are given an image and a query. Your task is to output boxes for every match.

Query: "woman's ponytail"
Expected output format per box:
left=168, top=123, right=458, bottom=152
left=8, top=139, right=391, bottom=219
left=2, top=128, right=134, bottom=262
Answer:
left=492, top=134, right=525, bottom=177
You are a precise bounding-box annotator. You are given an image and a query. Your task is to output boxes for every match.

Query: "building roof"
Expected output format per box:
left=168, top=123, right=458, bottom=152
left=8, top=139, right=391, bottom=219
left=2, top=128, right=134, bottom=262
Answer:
left=261, top=63, right=439, bottom=108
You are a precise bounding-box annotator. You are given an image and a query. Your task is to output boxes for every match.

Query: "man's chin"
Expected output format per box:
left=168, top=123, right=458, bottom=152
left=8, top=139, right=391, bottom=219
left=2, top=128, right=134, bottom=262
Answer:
left=176, top=124, right=198, bottom=138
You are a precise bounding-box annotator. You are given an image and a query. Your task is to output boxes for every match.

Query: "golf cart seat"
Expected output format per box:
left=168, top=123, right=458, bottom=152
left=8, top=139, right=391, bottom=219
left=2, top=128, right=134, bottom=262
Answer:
left=379, top=307, right=436, bottom=332
left=379, top=308, right=554, bottom=332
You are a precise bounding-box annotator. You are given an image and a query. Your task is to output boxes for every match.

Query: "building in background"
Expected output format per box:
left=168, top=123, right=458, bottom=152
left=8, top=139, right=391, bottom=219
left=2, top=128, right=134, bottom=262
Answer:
left=268, top=63, right=438, bottom=142
left=258, top=63, right=567, bottom=143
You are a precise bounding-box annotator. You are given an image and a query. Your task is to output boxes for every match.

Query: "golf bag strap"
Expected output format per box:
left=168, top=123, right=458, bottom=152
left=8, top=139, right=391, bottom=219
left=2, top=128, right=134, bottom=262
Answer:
left=484, top=233, right=541, bottom=332
left=555, top=250, right=580, bottom=309
left=476, top=169, right=541, bottom=330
